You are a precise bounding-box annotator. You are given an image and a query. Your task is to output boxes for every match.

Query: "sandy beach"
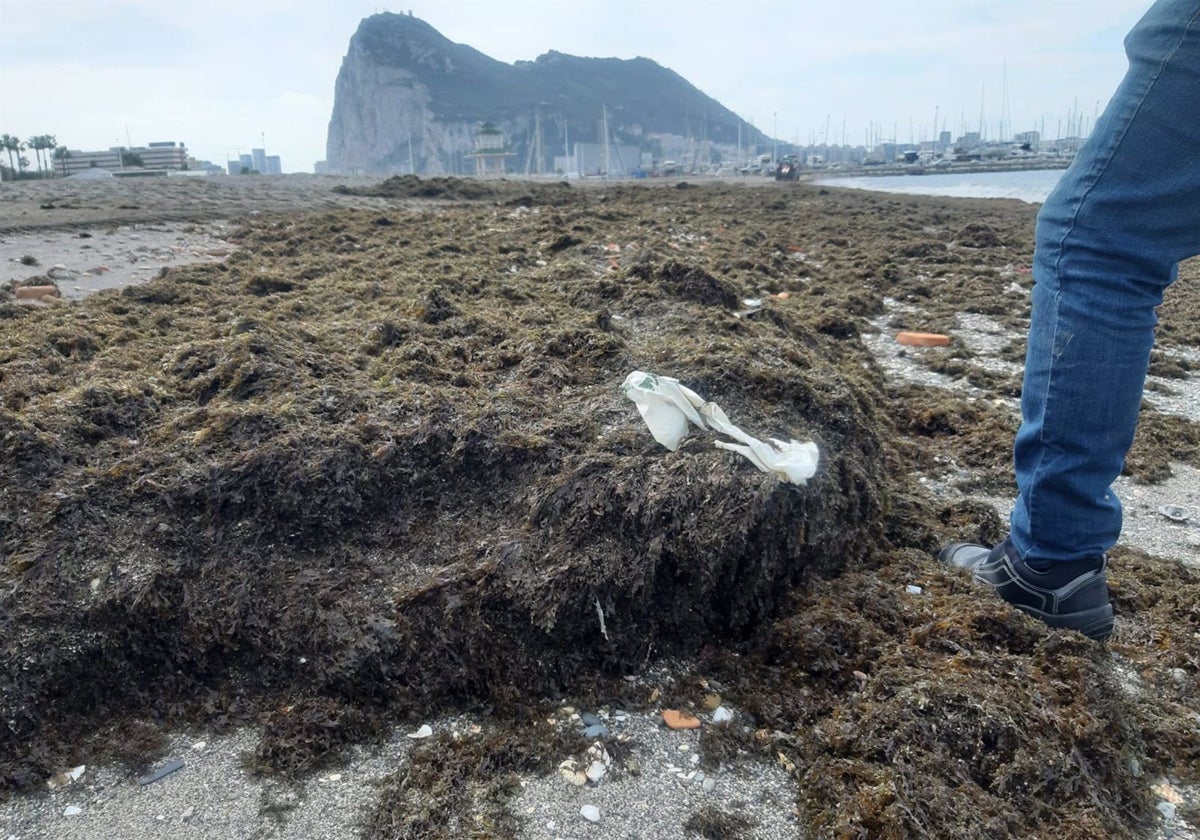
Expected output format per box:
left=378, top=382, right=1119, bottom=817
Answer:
left=1, top=173, right=1197, bottom=840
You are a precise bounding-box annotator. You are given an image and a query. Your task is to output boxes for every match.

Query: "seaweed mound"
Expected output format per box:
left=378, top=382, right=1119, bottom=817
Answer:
left=0, top=188, right=885, bottom=791
left=332, top=174, right=572, bottom=205
left=3, top=181, right=1197, bottom=839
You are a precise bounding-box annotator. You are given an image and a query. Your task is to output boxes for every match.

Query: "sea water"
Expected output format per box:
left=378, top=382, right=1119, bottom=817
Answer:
left=814, top=168, right=1067, bottom=204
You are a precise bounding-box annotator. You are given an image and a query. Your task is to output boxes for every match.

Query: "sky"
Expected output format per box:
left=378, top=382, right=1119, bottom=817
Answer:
left=0, top=0, right=1152, bottom=174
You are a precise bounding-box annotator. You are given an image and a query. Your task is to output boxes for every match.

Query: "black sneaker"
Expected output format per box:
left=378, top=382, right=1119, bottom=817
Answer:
left=938, top=537, right=1114, bottom=641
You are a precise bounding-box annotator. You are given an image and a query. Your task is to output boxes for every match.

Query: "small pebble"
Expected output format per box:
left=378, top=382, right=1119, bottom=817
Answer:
left=559, top=761, right=587, bottom=787
left=712, top=706, right=733, bottom=724
left=703, top=777, right=717, bottom=792
left=1157, top=801, right=1176, bottom=821
left=580, top=804, right=601, bottom=823
left=585, top=760, right=607, bottom=783
left=580, top=711, right=602, bottom=727
left=63, top=806, right=82, bottom=816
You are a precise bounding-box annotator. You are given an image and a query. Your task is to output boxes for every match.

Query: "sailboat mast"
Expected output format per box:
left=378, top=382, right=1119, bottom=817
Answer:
left=602, top=105, right=610, bottom=178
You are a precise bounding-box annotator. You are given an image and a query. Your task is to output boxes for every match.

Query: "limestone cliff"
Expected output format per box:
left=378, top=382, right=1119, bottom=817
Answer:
left=325, top=13, right=770, bottom=176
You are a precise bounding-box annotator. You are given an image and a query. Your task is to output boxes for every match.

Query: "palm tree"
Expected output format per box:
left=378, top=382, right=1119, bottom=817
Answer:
left=43, top=135, right=57, bottom=176
left=54, top=145, right=71, bottom=177
left=41, top=135, right=57, bottom=177
left=26, top=135, right=43, bottom=176
left=28, top=135, right=57, bottom=177
left=0, top=134, right=18, bottom=175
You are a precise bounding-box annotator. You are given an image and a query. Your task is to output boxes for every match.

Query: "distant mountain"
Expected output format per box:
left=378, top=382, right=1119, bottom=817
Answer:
left=325, top=13, right=771, bottom=176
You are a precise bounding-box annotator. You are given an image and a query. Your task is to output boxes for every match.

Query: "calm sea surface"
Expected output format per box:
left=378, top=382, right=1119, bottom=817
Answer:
left=814, top=168, right=1067, bottom=203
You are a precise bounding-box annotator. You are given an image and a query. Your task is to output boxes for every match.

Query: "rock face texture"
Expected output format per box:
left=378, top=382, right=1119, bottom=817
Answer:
left=325, top=13, right=768, bottom=175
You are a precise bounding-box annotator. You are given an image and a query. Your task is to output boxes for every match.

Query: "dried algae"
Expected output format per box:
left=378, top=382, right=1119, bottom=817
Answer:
left=2, top=179, right=1198, bottom=839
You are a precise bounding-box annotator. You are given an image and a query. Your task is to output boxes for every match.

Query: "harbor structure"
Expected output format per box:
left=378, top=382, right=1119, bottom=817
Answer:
left=465, top=123, right=516, bottom=178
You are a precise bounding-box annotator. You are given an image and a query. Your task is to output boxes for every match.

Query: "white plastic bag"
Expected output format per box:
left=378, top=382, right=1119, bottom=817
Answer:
left=620, top=371, right=706, bottom=450
left=621, top=370, right=819, bottom=485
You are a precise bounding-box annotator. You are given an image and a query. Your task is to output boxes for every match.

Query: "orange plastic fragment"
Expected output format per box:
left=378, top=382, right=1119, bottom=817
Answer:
left=896, top=331, right=950, bottom=347
left=662, top=709, right=701, bottom=730
left=15, top=285, right=59, bottom=300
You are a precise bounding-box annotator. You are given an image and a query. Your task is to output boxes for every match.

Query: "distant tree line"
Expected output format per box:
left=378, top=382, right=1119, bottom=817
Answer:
left=0, top=133, right=74, bottom=180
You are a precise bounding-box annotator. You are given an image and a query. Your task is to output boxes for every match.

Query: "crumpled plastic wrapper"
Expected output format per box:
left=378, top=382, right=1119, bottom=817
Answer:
left=621, top=370, right=819, bottom=485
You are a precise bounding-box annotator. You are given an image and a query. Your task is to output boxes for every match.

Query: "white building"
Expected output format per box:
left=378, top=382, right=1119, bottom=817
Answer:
left=58, top=141, right=189, bottom=175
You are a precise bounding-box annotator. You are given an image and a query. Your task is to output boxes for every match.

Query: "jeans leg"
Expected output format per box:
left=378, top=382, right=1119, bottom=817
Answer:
left=1011, top=0, right=1200, bottom=564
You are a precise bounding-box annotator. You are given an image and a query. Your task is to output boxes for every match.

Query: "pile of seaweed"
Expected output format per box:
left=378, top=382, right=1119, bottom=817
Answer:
left=332, top=173, right=574, bottom=205
left=1, top=181, right=1197, bottom=838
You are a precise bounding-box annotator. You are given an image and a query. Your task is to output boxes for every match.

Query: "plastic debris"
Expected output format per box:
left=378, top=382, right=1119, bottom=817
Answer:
left=905, top=584, right=924, bottom=595
left=585, top=760, right=607, bottom=783
left=63, top=805, right=82, bottom=816
left=408, top=724, right=434, bottom=739
left=896, top=331, right=951, bottom=347
left=138, top=758, right=184, bottom=786
left=621, top=371, right=819, bottom=484
left=622, top=371, right=707, bottom=451
left=712, top=706, right=733, bottom=724
left=14, top=285, right=60, bottom=301
left=662, top=709, right=701, bottom=730
left=47, top=765, right=86, bottom=790
left=1157, top=504, right=1190, bottom=522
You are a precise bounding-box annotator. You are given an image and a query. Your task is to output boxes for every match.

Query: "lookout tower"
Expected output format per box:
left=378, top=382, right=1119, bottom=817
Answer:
left=466, top=122, right=515, bottom=178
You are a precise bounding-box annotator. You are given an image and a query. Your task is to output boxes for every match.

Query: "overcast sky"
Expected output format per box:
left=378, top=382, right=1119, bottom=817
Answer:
left=0, top=0, right=1151, bottom=173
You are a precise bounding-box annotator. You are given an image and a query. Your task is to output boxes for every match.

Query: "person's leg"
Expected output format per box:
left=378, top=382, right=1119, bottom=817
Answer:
left=941, top=0, right=1200, bottom=640
left=1012, top=0, right=1200, bottom=564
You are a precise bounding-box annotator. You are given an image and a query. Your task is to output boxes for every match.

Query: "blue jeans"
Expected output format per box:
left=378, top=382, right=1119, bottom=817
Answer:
left=1011, top=0, right=1200, bottom=564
